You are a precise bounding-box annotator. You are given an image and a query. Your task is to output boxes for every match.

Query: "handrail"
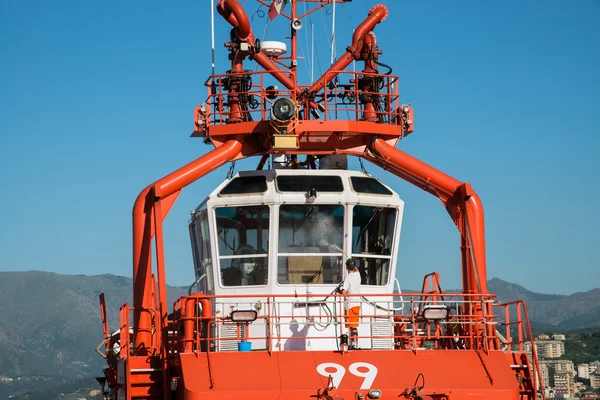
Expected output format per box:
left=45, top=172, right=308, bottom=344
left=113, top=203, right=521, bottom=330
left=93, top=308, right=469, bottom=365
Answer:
left=196, top=69, right=402, bottom=131
left=167, top=292, right=499, bottom=354
left=493, top=300, right=546, bottom=399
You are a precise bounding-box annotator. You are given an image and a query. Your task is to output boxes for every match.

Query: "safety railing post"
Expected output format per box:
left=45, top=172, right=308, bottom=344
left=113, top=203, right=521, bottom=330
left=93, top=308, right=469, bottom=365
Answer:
left=516, top=304, right=523, bottom=352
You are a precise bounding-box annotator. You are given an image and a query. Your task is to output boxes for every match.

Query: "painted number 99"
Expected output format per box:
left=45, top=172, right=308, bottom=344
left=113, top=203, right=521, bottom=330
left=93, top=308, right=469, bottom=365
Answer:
left=316, top=362, right=378, bottom=389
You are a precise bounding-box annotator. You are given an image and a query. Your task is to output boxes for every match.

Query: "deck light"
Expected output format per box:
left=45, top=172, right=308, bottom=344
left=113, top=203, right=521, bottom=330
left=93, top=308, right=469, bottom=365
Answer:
left=367, top=389, right=382, bottom=399
left=421, top=304, right=449, bottom=321
left=230, top=309, right=258, bottom=322
left=271, top=97, right=296, bottom=122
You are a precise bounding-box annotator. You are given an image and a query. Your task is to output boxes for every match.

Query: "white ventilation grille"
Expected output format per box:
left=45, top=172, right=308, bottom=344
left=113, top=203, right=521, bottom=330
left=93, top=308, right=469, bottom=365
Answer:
left=371, top=318, right=393, bottom=350
left=217, top=322, right=239, bottom=352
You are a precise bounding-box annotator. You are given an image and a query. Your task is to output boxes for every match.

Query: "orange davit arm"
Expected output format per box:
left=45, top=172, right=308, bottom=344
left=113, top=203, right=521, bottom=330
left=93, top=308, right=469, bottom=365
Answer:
left=132, top=136, right=245, bottom=352
left=368, top=138, right=488, bottom=295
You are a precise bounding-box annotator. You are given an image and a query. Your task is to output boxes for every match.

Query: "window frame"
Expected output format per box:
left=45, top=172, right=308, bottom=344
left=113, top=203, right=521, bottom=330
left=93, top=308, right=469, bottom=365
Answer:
left=348, top=204, right=399, bottom=287
left=348, top=176, right=394, bottom=196
left=275, top=203, right=346, bottom=286
left=213, top=204, right=271, bottom=289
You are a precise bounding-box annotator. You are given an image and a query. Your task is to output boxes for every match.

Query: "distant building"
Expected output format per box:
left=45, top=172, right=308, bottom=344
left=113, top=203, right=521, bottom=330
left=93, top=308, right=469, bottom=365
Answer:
left=552, top=334, right=566, bottom=341
left=591, top=373, right=600, bottom=389
left=590, top=361, right=600, bottom=375
left=538, top=334, right=550, bottom=340
left=539, top=360, right=575, bottom=392
left=539, top=362, right=550, bottom=389
left=579, top=363, right=590, bottom=380
left=536, top=340, right=565, bottom=358
left=554, top=371, right=575, bottom=397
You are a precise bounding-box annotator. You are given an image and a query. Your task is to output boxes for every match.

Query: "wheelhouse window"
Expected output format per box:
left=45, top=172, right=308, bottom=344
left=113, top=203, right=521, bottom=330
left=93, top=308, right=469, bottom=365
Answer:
left=219, top=175, right=267, bottom=196
left=215, top=205, right=269, bottom=286
left=351, top=206, right=397, bottom=285
left=189, top=206, right=214, bottom=292
left=278, top=205, right=344, bottom=284
left=276, top=176, right=344, bottom=193
left=350, top=177, right=393, bottom=195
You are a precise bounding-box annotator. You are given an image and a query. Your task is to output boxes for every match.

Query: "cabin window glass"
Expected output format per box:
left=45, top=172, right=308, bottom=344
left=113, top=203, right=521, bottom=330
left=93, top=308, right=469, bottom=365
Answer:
left=215, top=205, right=269, bottom=286
left=190, top=208, right=214, bottom=292
left=351, top=206, right=396, bottom=286
left=220, top=176, right=267, bottom=195
left=199, top=211, right=214, bottom=291
left=350, top=177, right=393, bottom=195
left=277, top=205, right=344, bottom=284
left=276, top=176, right=344, bottom=192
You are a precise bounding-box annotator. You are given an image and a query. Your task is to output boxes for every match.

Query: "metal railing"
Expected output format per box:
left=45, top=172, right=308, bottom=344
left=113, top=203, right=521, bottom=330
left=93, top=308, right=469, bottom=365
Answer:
left=196, top=70, right=404, bottom=128
left=493, top=300, right=545, bottom=397
left=167, top=292, right=504, bottom=354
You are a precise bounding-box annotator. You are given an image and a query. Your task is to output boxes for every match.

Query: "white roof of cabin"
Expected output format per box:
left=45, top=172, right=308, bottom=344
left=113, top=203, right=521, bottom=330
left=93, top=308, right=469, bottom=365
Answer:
left=201, top=169, right=404, bottom=208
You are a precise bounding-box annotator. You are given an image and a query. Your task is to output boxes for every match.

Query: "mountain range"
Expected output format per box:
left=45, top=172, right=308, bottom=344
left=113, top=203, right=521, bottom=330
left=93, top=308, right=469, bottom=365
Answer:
left=0, top=271, right=598, bottom=398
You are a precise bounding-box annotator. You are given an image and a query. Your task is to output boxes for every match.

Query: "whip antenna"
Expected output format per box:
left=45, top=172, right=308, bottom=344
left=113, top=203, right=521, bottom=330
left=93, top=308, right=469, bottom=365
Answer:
left=211, top=0, right=215, bottom=75
left=330, top=0, right=336, bottom=65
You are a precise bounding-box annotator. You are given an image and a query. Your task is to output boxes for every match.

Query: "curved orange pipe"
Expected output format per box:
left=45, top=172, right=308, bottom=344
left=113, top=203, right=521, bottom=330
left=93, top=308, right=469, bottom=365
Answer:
left=351, top=5, right=388, bottom=53
left=371, top=137, right=461, bottom=197
left=132, top=136, right=245, bottom=352
left=217, top=0, right=251, bottom=40
left=307, top=4, right=388, bottom=96
left=369, top=138, right=488, bottom=295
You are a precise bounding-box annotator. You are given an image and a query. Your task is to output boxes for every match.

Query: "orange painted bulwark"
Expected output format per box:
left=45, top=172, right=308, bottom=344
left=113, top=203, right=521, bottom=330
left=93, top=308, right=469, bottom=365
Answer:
left=179, top=350, right=519, bottom=400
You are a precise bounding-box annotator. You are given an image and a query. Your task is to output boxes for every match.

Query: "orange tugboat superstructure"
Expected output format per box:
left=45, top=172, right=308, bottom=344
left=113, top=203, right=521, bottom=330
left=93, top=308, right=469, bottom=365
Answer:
left=96, top=1, right=545, bottom=399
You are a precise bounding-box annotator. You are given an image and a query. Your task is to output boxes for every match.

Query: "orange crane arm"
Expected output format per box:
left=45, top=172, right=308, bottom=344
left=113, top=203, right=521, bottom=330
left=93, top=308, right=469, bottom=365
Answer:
left=132, top=136, right=245, bottom=352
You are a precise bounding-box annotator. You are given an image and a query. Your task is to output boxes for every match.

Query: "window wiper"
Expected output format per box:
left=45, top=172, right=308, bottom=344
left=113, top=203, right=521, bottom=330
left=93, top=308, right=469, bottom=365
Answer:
left=293, top=206, right=315, bottom=233
left=355, top=208, right=382, bottom=247
left=217, top=231, right=236, bottom=252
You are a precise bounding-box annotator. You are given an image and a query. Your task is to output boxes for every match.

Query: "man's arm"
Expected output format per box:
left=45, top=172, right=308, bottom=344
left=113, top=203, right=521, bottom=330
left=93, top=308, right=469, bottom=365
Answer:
left=340, top=275, right=350, bottom=294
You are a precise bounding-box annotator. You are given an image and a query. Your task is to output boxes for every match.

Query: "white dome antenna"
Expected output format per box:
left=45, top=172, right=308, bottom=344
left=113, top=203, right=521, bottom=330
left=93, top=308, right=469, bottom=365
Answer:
left=260, top=41, right=287, bottom=58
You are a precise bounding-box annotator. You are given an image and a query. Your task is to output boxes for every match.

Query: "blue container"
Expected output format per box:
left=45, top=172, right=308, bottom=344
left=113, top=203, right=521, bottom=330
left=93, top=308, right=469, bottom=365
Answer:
left=238, top=341, right=252, bottom=352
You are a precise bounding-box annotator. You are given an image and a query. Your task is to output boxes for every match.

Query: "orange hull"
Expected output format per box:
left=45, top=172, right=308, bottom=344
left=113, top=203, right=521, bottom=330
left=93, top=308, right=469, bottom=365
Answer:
left=179, top=350, right=520, bottom=400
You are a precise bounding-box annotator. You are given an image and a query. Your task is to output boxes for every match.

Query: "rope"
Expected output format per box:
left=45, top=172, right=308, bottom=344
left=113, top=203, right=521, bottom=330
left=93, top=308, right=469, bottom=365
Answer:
left=359, top=158, right=369, bottom=174
left=226, top=161, right=236, bottom=179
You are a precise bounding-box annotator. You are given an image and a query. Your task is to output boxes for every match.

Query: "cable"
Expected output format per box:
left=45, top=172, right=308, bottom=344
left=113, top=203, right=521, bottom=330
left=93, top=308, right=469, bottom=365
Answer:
left=375, top=60, right=393, bottom=75
left=360, top=295, right=404, bottom=312
left=251, top=5, right=265, bottom=21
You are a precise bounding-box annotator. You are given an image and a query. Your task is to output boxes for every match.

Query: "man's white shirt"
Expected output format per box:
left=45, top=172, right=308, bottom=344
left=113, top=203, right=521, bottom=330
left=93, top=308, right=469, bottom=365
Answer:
left=342, top=270, right=361, bottom=309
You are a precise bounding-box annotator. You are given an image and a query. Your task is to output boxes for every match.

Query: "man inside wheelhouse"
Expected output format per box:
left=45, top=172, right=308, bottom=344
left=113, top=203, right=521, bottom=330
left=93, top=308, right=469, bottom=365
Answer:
left=216, top=205, right=269, bottom=286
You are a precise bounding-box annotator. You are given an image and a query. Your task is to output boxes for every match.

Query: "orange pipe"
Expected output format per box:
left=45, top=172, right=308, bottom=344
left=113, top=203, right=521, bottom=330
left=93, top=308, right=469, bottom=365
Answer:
left=217, top=0, right=251, bottom=40
left=465, top=191, right=488, bottom=293
left=307, top=5, right=388, bottom=96
left=184, top=299, right=195, bottom=353
left=132, top=137, right=244, bottom=352
left=371, top=137, right=461, bottom=197
left=369, top=138, right=488, bottom=295
left=252, top=52, right=302, bottom=96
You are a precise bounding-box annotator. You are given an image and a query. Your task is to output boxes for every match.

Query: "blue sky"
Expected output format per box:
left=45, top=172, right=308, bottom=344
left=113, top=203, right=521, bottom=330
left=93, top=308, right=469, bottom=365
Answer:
left=1, top=0, right=598, bottom=294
